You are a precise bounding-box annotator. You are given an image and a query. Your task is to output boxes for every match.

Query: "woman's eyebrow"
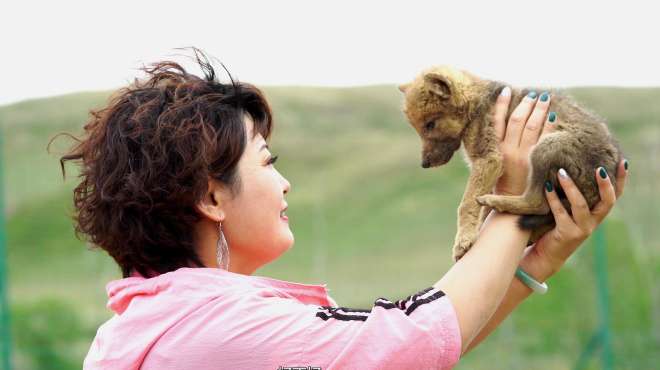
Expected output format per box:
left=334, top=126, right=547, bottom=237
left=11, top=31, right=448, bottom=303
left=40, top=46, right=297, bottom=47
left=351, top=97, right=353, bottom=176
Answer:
left=260, top=143, right=269, bottom=151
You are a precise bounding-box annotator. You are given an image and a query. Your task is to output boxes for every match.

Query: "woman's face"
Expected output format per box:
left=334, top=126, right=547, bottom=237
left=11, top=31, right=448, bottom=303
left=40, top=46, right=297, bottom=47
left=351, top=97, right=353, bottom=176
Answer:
left=196, top=114, right=292, bottom=275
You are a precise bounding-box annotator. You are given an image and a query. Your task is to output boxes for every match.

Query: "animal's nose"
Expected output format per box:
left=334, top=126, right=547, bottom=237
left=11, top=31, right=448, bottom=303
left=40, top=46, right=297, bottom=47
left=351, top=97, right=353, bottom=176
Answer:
left=421, top=159, right=430, bottom=168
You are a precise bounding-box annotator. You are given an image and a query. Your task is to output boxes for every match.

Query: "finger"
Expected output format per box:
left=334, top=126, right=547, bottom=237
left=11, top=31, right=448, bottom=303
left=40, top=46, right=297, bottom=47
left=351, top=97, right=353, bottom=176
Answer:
left=519, top=91, right=552, bottom=149
left=556, top=168, right=591, bottom=228
left=591, top=166, right=617, bottom=221
left=492, top=86, right=512, bottom=142
left=503, top=90, right=538, bottom=150
left=539, top=111, right=558, bottom=139
left=544, top=179, right=573, bottom=225
left=614, top=159, right=629, bottom=198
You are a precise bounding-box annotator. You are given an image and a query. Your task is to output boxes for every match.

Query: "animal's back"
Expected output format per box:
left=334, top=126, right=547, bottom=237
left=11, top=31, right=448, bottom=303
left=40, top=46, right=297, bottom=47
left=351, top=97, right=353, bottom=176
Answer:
left=525, top=89, right=622, bottom=212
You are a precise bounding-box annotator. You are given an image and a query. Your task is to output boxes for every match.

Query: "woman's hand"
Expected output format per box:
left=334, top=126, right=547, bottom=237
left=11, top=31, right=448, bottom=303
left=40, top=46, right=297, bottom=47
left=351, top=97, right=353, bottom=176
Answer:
left=463, top=162, right=628, bottom=356
left=525, top=160, right=629, bottom=276
left=490, top=88, right=555, bottom=196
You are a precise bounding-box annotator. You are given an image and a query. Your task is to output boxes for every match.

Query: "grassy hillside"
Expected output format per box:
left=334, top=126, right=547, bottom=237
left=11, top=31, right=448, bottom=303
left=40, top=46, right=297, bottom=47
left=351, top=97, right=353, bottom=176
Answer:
left=1, top=85, right=658, bottom=369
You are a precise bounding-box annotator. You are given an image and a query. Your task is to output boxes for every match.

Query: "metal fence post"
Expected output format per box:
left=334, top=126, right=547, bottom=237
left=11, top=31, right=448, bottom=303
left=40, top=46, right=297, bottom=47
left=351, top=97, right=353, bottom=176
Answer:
left=0, top=121, right=12, bottom=369
left=574, top=225, right=613, bottom=370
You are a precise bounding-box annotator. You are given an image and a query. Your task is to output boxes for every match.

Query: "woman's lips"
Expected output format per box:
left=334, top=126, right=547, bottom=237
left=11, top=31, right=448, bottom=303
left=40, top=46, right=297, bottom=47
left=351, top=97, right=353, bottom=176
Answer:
left=280, top=204, right=288, bottom=221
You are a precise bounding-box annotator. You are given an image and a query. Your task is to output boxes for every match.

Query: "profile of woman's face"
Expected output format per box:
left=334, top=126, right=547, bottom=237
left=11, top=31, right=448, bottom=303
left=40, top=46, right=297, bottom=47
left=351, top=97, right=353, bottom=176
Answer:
left=216, top=114, right=293, bottom=273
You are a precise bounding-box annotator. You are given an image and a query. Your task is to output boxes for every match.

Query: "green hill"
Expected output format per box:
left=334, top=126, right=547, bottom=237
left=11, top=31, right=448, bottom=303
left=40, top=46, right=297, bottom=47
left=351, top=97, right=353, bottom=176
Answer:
left=1, top=85, right=658, bottom=369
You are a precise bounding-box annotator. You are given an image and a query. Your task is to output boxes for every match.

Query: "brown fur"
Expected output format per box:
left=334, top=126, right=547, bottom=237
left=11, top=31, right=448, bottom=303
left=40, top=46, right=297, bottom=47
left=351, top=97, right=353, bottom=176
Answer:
left=398, top=66, right=623, bottom=262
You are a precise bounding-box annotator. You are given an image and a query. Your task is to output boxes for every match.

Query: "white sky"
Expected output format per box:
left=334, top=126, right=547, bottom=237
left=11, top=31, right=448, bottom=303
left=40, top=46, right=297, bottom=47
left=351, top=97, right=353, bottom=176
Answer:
left=2, top=0, right=659, bottom=106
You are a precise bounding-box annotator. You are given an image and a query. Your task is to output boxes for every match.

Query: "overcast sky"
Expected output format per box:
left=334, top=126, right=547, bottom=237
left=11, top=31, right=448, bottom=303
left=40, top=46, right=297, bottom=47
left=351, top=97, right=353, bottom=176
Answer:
left=2, top=0, right=658, bottom=106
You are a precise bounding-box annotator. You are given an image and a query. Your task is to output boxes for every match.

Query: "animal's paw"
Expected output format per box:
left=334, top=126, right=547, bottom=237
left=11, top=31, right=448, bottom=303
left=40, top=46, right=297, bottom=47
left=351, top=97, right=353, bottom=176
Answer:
left=476, top=194, right=503, bottom=211
left=452, top=233, right=477, bottom=262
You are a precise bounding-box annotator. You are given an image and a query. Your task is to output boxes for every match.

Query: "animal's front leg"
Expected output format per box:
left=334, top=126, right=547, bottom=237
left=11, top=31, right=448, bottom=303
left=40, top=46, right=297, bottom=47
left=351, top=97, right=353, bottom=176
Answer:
left=452, top=158, right=503, bottom=261
left=478, top=205, right=492, bottom=229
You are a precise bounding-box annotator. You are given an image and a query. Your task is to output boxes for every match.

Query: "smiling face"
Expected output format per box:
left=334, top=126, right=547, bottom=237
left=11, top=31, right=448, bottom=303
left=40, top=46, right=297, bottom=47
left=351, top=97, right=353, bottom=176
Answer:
left=398, top=66, right=472, bottom=168
left=195, top=114, right=293, bottom=275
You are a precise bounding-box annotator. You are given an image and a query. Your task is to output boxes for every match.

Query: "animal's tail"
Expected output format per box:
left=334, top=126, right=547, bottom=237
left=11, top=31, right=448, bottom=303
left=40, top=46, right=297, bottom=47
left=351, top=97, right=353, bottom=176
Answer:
left=518, top=214, right=555, bottom=230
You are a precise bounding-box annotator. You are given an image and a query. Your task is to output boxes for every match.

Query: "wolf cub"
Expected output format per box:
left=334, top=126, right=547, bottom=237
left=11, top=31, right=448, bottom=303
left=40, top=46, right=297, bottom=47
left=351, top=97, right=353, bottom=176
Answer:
left=398, top=66, right=623, bottom=261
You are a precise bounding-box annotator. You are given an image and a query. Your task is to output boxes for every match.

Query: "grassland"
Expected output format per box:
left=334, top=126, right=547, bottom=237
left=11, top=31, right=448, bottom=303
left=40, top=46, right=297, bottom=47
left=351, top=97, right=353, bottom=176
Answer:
left=1, top=85, right=658, bottom=369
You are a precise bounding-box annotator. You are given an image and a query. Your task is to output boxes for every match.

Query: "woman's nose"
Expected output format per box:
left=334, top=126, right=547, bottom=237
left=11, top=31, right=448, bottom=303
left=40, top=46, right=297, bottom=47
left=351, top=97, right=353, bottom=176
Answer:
left=283, top=179, right=291, bottom=195
left=280, top=173, right=291, bottom=194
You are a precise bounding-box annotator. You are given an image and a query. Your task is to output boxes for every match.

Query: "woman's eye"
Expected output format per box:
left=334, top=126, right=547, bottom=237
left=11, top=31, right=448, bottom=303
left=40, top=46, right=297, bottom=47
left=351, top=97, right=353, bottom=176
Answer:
left=267, top=155, right=279, bottom=165
left=425, top=121, right=436, bottom=131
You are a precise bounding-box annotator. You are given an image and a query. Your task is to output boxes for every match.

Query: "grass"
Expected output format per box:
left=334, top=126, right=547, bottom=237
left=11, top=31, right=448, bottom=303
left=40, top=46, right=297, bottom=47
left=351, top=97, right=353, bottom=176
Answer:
left=1, top=85, right=658, bottom=369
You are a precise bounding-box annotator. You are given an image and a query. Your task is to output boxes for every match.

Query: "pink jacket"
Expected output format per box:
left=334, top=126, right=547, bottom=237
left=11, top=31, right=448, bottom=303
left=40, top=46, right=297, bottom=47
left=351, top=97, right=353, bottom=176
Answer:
left=83, top=267, right=462, bottom=369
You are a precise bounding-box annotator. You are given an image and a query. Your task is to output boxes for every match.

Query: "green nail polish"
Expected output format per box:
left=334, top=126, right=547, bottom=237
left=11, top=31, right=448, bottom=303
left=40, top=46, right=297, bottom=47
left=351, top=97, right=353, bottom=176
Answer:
left=540, top=92, right=549, bottom=102
left=545, top=180, right=553, bottom=192
left=599, top=167, right=608, bottom=179
left=527, top=91, right=537, bottom=99
left=548, top=112, right=556, bottom=123
left=624, top=159, right=629, bottom=170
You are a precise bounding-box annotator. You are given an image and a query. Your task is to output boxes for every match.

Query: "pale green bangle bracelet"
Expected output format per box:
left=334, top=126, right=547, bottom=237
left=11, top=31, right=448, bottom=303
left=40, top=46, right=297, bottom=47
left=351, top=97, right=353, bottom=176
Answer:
left=515, top=266, right=548, bottom=294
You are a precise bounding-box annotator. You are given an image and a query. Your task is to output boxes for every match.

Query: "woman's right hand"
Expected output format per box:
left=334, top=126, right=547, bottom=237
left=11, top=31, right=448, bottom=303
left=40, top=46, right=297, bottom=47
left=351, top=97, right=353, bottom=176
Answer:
left=490, top=88, right=556, bottom=196
left=525, top=160, right=629, bottom=275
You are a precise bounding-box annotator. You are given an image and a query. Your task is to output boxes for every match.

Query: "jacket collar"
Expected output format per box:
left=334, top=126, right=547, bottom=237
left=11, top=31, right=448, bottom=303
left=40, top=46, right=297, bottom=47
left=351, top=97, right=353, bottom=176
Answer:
left=116, top=267, right=334, bottom=308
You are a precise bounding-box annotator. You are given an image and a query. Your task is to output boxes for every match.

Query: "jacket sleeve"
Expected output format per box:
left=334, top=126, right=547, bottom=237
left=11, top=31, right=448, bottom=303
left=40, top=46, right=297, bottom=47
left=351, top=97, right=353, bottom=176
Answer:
left=257, top=286, right=463, bottom=370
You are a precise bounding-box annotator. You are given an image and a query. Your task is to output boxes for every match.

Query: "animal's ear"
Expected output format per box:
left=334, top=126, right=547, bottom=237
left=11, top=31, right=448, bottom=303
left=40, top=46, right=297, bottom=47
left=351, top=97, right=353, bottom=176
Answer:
left=423, top=72, right=452, bottom=99
left=398, top=83, right=411, bottom=93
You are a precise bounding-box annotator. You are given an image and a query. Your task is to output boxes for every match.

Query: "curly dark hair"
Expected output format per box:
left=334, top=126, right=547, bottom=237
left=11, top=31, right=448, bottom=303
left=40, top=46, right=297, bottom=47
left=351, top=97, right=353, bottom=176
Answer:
left=50, top=48, right=274, bottom=278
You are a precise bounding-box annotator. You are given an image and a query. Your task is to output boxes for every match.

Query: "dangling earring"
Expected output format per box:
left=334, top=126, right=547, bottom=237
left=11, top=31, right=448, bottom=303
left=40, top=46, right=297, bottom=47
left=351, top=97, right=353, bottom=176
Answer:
left=216, top=221, right=230, bottom=270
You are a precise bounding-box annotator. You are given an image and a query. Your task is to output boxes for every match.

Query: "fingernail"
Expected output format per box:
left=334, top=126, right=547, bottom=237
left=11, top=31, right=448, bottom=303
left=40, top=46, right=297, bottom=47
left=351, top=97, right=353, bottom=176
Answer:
left=559, top=168, right=568, bottom=178
left=624, top=159, right=629, bottom=171
left=500, top=86, right=511, bottom=97
left=545, top=180, right=553, bottom=192
left=540, top=92, right=549, bottom=102
left=599, top=167, right=608, bottom=179
left=548, top=111, right=557, bottom=123
left=527, top=91, right=537, bottom=99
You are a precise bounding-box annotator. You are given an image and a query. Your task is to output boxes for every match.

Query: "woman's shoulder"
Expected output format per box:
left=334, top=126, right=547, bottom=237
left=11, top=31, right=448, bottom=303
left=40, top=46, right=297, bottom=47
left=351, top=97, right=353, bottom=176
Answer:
left=121, top=267, right=335, bottom=306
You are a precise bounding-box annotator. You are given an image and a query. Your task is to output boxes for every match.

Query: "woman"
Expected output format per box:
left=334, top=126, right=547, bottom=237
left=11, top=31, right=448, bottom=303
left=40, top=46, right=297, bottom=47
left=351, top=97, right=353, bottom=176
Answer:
left=64, top=51, right=627, bottom=369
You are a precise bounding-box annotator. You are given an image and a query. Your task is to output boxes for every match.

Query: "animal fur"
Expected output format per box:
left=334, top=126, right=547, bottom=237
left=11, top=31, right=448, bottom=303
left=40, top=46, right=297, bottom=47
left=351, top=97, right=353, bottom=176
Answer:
left=398, top=66, right=623, bottom=262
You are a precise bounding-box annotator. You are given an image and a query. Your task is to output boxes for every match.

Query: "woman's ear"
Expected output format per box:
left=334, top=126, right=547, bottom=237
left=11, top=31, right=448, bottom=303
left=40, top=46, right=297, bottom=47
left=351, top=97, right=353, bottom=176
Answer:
left=195, top=178, right=227, bottom=223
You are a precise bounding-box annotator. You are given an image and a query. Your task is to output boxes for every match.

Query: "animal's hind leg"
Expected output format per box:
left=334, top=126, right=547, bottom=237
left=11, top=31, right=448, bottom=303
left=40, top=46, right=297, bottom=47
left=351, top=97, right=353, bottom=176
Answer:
left=476, top=176, right=549, bottom=215
left=476, top=191, right=549, bottom=215
left=475, top=136, right=562, bottom=215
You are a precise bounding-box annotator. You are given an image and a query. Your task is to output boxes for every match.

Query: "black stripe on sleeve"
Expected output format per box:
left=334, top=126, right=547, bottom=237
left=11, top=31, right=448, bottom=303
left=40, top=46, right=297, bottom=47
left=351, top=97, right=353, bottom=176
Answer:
left=315, top=287, right=446, bottom=322
left=404, top=289, right=445, bottom=316
left=316, top=307, right=370, bottom=322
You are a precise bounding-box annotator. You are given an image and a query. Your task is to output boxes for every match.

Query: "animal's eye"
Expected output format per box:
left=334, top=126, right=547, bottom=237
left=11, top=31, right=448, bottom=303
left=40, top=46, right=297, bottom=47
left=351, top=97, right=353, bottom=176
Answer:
left=425, top=121, right=436, bottom=131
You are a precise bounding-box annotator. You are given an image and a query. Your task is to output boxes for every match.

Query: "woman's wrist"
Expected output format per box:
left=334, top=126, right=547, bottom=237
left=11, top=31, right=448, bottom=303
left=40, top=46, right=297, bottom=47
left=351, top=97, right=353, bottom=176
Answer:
left=515, top=245, right=559, bottom=291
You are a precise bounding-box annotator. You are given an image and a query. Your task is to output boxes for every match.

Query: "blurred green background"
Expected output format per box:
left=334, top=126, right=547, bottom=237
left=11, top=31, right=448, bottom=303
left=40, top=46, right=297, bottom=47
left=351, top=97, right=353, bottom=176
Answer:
left=0, top=85, right=658, bottom=369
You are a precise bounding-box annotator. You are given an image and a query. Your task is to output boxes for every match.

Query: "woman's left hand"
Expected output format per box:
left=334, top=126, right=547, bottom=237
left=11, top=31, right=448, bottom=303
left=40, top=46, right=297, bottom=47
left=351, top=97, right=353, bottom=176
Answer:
left=525, top=159, right=629, bottom=276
